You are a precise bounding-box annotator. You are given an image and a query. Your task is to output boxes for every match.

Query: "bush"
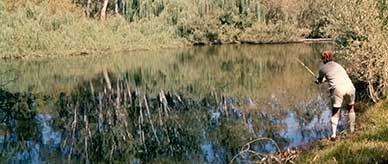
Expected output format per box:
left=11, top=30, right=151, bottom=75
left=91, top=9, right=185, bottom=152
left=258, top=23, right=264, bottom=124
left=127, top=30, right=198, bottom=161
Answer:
left=325, top=0, right=388, bottom=102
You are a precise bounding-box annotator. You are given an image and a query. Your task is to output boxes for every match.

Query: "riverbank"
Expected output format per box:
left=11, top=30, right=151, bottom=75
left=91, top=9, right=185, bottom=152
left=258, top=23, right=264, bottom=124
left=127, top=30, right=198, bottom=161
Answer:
left=1, top=38, right=333, bottom=60
left=0, top=0, right=331, bottom=60
left=0, top=1, right=185, bottom=60
left=297, top=100, right=388, bottom=163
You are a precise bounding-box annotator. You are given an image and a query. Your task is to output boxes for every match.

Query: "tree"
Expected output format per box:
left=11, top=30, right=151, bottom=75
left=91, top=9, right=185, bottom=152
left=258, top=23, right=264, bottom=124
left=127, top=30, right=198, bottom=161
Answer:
left=115, top=0, right=125, bottom=16
left=100, top=0, right=109, bottom=20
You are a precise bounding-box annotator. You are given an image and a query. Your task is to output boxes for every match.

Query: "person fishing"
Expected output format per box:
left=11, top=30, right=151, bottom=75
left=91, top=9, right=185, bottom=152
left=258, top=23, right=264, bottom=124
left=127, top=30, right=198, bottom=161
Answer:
left=315, top=50, right=356, bottom=140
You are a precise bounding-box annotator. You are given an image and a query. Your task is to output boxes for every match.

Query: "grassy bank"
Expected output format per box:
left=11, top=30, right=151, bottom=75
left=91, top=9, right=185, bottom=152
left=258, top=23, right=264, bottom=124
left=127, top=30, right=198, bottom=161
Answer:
left=0, top=1, right=185, bottom=59
left=0, top=0, right=326, bottom=59
left=298, top=100, right=388, bottom=163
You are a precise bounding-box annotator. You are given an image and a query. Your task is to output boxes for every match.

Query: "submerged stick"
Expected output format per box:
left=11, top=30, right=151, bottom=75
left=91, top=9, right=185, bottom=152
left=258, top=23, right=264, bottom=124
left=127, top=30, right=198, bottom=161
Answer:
left=84, top=103, right=90, bottom=164
left=223, top=95, right=229, bottom=120
left=89, top=81, right=95, bottom=99
left=159, top=90, right=169, bottom=116
left=98, top=92, right=104, bottom=132
left=126, top=82, right=133, bottom=108
left=139, top=100, right=146, bottom=149
left=69, top=104, right=78, bottom=162
left=158, top=103, right=164, bottom=126
left=144, top=95, right=160, bottom=144
left=229, top=137, right=281, bottom=164
left=103, top=68, right=112, bottom=90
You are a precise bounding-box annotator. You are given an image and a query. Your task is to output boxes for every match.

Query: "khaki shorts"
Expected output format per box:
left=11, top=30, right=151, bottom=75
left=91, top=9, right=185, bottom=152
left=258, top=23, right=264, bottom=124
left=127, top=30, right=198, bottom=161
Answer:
left=330, top=85, right=356, bottom=108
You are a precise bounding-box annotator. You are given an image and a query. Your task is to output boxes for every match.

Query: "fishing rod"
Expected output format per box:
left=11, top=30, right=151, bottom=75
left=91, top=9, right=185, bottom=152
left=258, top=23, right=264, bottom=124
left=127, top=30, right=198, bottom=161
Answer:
left=296, top=58, right=316, bottom=78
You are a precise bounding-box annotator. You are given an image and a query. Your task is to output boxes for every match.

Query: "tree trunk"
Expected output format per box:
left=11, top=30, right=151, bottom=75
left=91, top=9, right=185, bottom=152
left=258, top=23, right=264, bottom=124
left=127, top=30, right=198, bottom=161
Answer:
left=86, top=0, right=92, bottom=17
left=100, top=0, right=110, bottom=20
left=368, top=82, right=380, bottom=103
left=121, top=0, right=126, bottom=15
left=115, top=0, right=119, bottom=15
left=115, top=0, right=125, bottom=15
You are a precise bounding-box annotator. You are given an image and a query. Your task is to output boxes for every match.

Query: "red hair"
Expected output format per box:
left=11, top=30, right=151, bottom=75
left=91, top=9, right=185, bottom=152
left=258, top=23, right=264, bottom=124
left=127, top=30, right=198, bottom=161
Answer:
left=321, top=50, right=333, bottom=62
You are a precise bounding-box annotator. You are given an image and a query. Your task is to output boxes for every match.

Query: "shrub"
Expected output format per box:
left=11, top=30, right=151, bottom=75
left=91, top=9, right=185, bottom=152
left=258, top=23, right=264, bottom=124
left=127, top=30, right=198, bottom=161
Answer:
left=325, top=0, right=388, bottom=102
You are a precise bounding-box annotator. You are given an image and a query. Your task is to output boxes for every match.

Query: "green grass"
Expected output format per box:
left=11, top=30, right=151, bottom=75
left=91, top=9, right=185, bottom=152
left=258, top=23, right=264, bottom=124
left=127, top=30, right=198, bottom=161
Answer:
left=0, top=0, right=315, bottom=59
left=298, top=100, right=388, bottom=163
left=0, top=1, right=184, bottom=59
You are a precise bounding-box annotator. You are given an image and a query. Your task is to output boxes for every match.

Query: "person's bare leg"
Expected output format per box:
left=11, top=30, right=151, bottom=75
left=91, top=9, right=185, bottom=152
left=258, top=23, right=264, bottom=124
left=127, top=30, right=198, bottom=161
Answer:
left=348, top=104, right=355, bottom=132
left=331, top=107, right=340, bottom=139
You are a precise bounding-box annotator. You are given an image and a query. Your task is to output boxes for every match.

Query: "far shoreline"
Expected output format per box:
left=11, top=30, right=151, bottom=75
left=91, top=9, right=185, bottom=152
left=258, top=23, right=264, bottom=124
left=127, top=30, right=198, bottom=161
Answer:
left=0, top=38, right=333, bottom=61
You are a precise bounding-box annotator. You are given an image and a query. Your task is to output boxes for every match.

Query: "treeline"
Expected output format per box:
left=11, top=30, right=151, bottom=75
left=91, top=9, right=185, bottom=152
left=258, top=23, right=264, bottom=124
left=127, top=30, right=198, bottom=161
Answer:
left=0, top=0, right=330, bottom=56
left=72, top=0, right=329, bottom=42
left=1, top=0, right=387, bottom=101
left=72, top=0, right=388, bottom=101
left=0, top=0, right=328, bottom=59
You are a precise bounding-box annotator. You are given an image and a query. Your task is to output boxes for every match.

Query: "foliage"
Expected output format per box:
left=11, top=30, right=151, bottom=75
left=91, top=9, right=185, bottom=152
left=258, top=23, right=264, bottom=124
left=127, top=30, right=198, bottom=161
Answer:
left=295, top=0, right=330, bottom=38
left=0, top=89, right=36, bottom=120
left=0, top=89, right=39, bottom=162
left=0, top=0, right=181, bottom=59
left=0, top=0, right=338, bottom=58
left=324, top=0, right=388, bottom=102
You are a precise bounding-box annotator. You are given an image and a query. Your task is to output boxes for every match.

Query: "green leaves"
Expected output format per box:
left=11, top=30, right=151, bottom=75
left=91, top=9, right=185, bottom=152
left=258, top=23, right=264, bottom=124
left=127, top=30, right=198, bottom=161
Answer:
left=324, top=0, right=388, bottom=101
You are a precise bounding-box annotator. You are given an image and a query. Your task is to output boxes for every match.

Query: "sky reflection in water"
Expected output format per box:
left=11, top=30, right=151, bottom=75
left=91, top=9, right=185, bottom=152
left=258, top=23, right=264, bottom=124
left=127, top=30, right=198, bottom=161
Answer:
left=0, top=43, right=342, bottom=163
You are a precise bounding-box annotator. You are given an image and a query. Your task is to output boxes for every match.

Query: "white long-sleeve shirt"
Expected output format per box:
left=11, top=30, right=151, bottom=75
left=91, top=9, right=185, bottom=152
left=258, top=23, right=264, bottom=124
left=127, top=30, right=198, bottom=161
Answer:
left=318, top=61, right=354, bottom=90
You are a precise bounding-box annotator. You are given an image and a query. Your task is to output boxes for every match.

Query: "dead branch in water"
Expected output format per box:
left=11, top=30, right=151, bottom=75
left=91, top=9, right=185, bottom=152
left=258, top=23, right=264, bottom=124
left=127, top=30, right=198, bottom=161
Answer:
left=103, top=68, right=112, bottom=90
left=84, top=105, right=90, bottom=164
left=229, top=137, right=296, bottom=164
left=98, top=92, right=104, bottom=132
left=138, top=99, right=146, bottom=151
left=144, top=95, right=160, bottom=144
left=69, top=104, right=78, bottom=162
left=159, top=90, right=170, bottom=116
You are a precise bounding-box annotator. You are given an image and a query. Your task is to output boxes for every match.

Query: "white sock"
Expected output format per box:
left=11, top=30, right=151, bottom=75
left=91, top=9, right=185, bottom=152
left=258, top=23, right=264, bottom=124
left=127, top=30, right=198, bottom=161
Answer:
left=349, top=112, right=356, bottom=132
left=331, top=116, right=339, bottom=138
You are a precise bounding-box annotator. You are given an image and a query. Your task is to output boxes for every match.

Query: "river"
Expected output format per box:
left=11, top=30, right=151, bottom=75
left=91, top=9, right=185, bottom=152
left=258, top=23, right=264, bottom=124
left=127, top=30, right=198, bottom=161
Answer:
left=0, top=43, right=346, bottom=163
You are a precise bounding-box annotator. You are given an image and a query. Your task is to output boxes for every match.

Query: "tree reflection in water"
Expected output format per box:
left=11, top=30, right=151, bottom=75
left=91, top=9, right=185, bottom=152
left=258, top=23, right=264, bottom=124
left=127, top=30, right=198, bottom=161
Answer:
left=52, top=69, right=329, bottom=163
left=0, top=89, right=40, bottom=162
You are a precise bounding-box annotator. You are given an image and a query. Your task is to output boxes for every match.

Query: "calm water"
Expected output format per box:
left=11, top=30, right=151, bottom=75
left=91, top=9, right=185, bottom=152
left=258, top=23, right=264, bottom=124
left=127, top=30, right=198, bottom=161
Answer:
left=0, top=44, right=342, bottom=163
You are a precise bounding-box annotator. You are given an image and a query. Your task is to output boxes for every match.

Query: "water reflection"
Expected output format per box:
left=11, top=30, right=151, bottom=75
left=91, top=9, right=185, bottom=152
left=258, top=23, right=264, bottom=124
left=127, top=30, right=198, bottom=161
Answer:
left=0, top=44, right=336, bottom=163
left=53, top=72, right=303, bottom=162
left=0, top=89, right=40, bottom=163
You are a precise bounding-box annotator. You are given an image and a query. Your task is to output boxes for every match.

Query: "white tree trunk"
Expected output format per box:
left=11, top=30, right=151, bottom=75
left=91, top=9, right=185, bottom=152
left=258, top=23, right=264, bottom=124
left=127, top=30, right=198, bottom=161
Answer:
left=115, top=0, right=119, bottom=15
left=368, top=82, right=380, bottom=103
left=115, top=0, right=125, bottom=16
left=86, top=0, right=92, bottom=17
left=121, top=0, right=126, bottom=14
left=100, top=0, right=110, bottom=20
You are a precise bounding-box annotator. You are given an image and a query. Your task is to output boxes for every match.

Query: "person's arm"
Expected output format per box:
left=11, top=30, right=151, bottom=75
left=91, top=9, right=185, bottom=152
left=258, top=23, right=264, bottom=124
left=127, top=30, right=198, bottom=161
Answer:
left=315, top=69, right=325, bottom=84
